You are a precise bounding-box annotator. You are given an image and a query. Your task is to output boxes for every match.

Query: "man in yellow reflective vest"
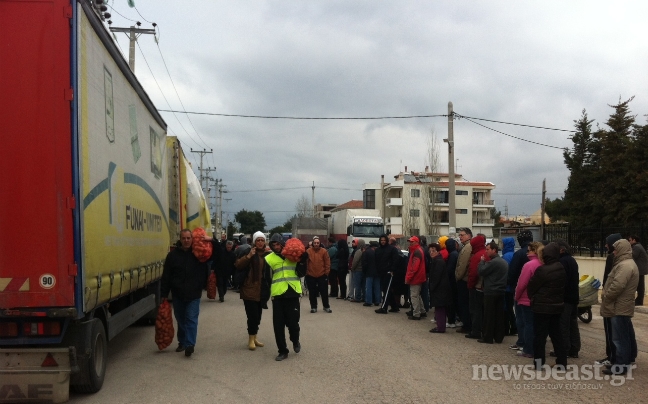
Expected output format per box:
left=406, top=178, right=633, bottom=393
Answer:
left=266, top=233, right=306, bottom=361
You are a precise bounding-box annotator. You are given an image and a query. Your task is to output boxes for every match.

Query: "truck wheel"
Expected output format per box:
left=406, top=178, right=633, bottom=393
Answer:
left=72, top=319, right=107, bottom=393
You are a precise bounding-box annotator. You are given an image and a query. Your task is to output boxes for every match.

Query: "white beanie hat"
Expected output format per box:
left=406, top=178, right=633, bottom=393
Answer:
left=252, top=231, right=266, bottom=243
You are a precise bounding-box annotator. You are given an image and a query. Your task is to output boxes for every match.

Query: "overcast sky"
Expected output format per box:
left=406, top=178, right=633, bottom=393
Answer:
left=106, top=1, right=648, bottom=229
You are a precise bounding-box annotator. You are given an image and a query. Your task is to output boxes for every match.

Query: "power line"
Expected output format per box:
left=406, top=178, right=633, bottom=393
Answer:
left=454, top=113, right=575, bottom=132
left=227, top=187, right=310, bottom=193
left=107, top=4, right=138, bottom=22
left=158, top=110, right=448, bottom=120
left=460, top=116, right=566, bottom=150
left=134, top=5, right=154, bottom=24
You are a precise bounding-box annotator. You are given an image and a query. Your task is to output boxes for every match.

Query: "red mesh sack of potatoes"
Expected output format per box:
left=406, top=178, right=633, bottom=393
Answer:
left=191, top=227, right=212, bottom=262
left=155, top=299, right=174, bottom=350
left=282, top=238, right=305, bottom=262
left=207, top=271, right=217, bottom=300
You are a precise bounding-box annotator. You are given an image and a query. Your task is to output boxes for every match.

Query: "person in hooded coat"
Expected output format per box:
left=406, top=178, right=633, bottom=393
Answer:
left=428, top=243, right=450, bottom=333
left=501, top=237, right=517, bottom=337
left=596, top=233, right=623, bottom=366
left=527, top=242, right=567, bottom=368
left=335, top=239, right=350, bottom=299
left=466, top=235, right=488, bottom=340
left=509, top=230, right=533, bottom=347
left=600, top=239, right=639, bottom=375
left=445, top=238, right=459, bottom=327
left=375, top=234, right=400, bottom=313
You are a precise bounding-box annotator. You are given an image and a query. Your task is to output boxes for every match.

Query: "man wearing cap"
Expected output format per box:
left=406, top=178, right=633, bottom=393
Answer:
left=265, top=233, right=306, bottom=361
left=405, top=236, right=427, bottom=320
left=234, top=232, right=272, bottom=351
left=305, top=236, right=332, bottom=313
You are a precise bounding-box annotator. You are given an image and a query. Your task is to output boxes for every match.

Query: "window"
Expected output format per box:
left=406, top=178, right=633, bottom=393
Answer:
left=432, top=190, right=449, bottom=203
left=433, top=211, right=449, bottom=223
left=410, top=209, right=420, bottom=217
left=409, top=229, right=420, bottom=236
left=456, top=190, right=468, bottom=195
left=455, top=209, right=468, bottom=214
left=411, top=189, right=420, bottom=198
left=363, top=189, right=375, bottom=209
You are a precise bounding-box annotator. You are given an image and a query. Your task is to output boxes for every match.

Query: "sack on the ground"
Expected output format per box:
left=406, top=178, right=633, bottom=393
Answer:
left=192, top=227, right=212, bottom=262
left=155, top=299, right=174, bottom=350
left=207, top=271, right=217, bottom=299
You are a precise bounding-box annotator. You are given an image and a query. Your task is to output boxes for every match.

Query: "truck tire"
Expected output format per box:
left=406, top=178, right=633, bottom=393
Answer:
left=71, top=318, right=107, bottom=393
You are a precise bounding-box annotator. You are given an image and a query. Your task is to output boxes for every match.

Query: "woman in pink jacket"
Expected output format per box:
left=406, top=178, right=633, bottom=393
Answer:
left=513, top=242, right=544, bottom=357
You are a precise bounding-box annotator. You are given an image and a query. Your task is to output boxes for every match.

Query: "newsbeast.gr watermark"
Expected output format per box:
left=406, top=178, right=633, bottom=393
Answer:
left=472, top=361, right=636, bottom=388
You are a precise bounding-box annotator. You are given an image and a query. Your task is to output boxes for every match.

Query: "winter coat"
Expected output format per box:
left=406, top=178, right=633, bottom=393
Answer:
left=428, top=254, right=450, bottom=307
left=559, top=252, right=580, bottom=305
left=527, top=243, right=565, bottom=315
left=337, top=240, right=350, bottom=272
left=468, top=235, right=488, bottom=290
left=455, top=240, right=472, bottom=282
left=306, top=247, right=331, bottom=278
left=603, top=233, right=623, bottom=286
left=161, top=239, right=219, bottom=302
left=502, top=237, right=515, bottom=265
left=600, top=239, right=639, bottom=317
left=406, top=245, right=426, bottom=285
left=514, top=254, right=541, bottom=306
left=328, top=244, right=339, bottom=271
left=508, top=241, right=530, bottom=288
left=478, top=255, right=508, bottom=295
left=631, top=242, right=648, bottom=276
left=375, top=235, right=399, bottom=276
left=234, top=249, right=271, bottom=303
left=362, top=246, right=378, bottom=277
left=445, top=239, right=459, bottom=292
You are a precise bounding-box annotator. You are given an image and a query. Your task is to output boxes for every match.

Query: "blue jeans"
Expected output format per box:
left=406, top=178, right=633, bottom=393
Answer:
left=365, top=276, right=381, bottom=304
left=172, top=298, right=201, bottom=347
left=611, top=316, right=637, bottom=367
left=518, top=304, right=534, bottom=354
left=351, top=271, right=364, bottom=300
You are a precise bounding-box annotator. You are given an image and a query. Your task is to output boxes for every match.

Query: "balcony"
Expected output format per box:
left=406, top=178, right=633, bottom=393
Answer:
left=473, top=199, right=494, bottom=207
left=387, top=217, right=402, bottom=225
left=473, top=218, right=494, bottom=226
left=386, top=198, right=402, bottom=207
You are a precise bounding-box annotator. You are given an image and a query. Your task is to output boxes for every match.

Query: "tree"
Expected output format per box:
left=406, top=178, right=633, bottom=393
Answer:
left=423, top=128, right=442, bottom=236
left=226, top=221, right=237, bottom=239
left=234, top=209, right=267, bottom=234
left=490, top=207, right=503, bottom=227
left=267, top=217, right=294, bottom=236
left=544, top=197, right=569, bottom=223
left=295, top=195, right=311, bottom=218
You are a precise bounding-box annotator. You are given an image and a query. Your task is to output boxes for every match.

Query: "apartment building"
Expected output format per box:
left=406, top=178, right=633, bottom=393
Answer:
left=363, top=167, right=496, bottom=239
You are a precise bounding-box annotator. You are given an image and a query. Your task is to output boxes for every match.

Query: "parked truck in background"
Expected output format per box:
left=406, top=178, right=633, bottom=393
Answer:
left=292, top=217, right=329, bottom=247
left=328, top=209, right=385, bottom=246
left=0, top=1, right=209, bottom=402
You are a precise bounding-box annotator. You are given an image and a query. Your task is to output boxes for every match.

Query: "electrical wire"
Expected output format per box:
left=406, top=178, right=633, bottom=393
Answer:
left=107, top=4, right=138, bottom=22
left=227, top=187, right=311, bottom=193
left=134, top=5, right=154, bottom=24
left=158, top=110, right=448, bottom=120
left=453, top=113, right=575, bottom=132
left=460, top=116, right=566, bottom=150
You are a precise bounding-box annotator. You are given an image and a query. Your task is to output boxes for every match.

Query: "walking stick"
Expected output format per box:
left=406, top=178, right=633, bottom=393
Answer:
left=381, top=273, right=394, bottom=310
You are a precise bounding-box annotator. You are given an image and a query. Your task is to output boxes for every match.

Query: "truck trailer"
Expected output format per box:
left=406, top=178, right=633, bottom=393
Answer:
left=0, top=1, right=209, bottom=401
left=328, top=209, right=385, bottom=246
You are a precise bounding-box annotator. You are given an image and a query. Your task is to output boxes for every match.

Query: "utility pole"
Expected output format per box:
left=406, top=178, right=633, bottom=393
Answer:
left=541, top=179, right=546, bottom=239
left=311, top=181, right=315, bottom=217
left=109, top=24, right=156, bottom=72
left=203, top=167, right=217, bottom=195
left=446, top=102, right=456, bottom=236
left=218, top=180, right=228, bottom=234
left=190, top=149, right=213, bottom=192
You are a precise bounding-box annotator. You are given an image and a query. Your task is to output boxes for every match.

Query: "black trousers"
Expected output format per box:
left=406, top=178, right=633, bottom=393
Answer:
left=243, top=300, right=263, bottom=335
left=215, top=267, right=229, bottom=299
left=534, top=312, right=566, bottom=367
left=306, top=275, right=330, bottom=309
left=456, top=280, right=471, bottom=332
left=559, top=303, right=581, bottom=355
left=482, top=293, right=506, bottom=343
left=337, top=270, right=348, bottom=298
left=381, top=274, right=398, bottom=310
left=468, top=289, right=484, bottom=338
left=272, top=297, right=300, bottom=355
left=636, top=275, right=645, bottom=305
left=504, top=291, right=517, bottom=334
left=329, top=270, right=339, bottom=297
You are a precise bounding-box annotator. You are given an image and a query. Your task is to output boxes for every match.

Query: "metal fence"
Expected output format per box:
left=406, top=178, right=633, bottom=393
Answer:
left=544, top=223, right=647, bottom=257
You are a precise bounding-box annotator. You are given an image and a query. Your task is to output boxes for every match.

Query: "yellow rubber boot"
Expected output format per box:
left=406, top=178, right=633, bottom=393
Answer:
left=248, top=335, right=256, bottom=350
left=254, top=335, right=264, bottom=347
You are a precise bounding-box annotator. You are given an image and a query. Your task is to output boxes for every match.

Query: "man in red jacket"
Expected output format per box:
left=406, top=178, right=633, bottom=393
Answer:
left=406, top=236, right=427, bottom=320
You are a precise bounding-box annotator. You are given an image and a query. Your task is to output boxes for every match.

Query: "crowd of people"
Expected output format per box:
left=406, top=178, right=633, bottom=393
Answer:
left=160, top=228, right=647, bottom=373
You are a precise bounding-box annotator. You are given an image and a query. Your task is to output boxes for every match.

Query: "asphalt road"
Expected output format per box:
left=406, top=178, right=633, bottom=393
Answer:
left=69, top=291, right=647, bottom=404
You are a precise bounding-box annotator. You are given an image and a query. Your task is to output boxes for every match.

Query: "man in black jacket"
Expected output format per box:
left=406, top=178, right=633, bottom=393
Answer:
left=628, top=235, right=648, bottom=305
left=527, top=242, right=566, bottom=368
left=551, top=240, right=581, bottom=359
left=161, top=229, right=220, bottom=357
left=375, top=235, right=400, bottom=314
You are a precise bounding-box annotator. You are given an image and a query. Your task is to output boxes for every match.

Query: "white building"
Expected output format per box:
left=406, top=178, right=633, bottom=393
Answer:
left=363, top=168, right=496, bottom=240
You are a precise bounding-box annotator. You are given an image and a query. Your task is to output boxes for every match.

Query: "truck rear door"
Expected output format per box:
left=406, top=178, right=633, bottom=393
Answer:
left=0, top=0, right=76, bottom=309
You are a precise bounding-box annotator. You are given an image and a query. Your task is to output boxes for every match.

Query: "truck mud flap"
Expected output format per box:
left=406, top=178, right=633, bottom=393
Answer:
left=0, top=347, right=72, bottom=404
